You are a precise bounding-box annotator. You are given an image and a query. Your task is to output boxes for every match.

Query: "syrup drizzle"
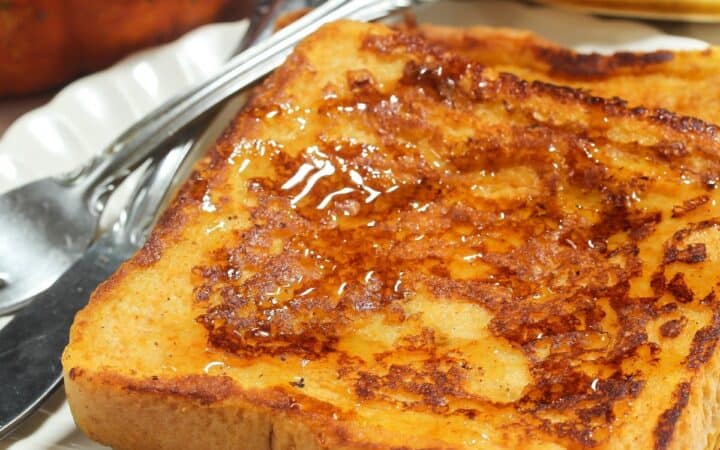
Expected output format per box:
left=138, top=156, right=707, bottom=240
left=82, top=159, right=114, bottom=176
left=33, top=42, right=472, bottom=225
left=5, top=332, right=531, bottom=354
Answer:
left=189, top=30, right=720, bottom=447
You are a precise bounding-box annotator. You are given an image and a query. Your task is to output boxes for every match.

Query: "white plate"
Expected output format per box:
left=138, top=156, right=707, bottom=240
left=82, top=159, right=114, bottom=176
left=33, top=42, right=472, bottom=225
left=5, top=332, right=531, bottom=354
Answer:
left=0, top=1, right=709, bottom=448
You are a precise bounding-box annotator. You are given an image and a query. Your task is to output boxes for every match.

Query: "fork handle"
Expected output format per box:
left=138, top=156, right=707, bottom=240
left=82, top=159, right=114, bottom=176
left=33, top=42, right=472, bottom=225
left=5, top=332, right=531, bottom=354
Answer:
left=72, top=0, right=418, bottom=213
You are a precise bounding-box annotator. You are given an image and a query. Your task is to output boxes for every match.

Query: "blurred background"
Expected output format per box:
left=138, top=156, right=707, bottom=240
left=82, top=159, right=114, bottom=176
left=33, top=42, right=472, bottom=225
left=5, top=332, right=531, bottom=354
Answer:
left=0, top=0, right=254, bottom=133
left=0, top=0, right=254, bottom=97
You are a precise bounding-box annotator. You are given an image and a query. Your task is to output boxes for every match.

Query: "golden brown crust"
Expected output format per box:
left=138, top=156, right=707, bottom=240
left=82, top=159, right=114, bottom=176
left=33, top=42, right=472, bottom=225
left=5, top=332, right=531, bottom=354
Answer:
left=64, top=21, right=720, bottom=450
left=401, top=22, right=678, bottom=80
left=402, top=23, right=720, bottom=126
left=66, top=369, right=447, bottom=450
left=64, top=371, right=325, bottom=450
left=654, top=382, right=691, bottom=450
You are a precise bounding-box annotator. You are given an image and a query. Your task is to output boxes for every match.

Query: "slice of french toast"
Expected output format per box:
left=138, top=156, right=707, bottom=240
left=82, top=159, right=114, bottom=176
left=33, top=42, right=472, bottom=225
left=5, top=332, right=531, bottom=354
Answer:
left=63, top=20, right=720, bottom=450
left=404, top=22, right=720, bottom=124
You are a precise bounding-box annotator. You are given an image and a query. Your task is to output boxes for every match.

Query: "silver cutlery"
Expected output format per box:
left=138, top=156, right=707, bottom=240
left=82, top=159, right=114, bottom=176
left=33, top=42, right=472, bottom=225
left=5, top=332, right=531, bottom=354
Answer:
left=0, top=0, right=428, bottom=314
left=0, top=135, right=193, bottom=438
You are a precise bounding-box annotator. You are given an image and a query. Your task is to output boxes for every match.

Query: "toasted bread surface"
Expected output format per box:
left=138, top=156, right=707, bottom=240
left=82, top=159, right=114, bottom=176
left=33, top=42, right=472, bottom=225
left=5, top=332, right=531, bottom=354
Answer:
left=406, top=23, right=720, bottom=125
left=64, top=21, right=720, bottom=449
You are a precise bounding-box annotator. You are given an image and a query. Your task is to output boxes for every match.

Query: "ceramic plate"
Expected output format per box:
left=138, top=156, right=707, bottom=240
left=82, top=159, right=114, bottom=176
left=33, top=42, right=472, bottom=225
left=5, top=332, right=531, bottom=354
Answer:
left=0, top=1, right=709, bottom=448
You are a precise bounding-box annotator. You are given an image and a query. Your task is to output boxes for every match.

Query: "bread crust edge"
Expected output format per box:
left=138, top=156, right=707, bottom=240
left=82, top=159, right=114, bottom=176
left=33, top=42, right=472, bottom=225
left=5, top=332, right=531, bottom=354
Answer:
left=63, top=370, right=327, bottom=450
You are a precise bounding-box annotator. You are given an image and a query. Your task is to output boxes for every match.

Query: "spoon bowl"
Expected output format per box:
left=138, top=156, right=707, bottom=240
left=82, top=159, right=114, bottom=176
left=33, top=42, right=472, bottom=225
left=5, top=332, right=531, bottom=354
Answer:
left=0, top=179, right=96, bottom=314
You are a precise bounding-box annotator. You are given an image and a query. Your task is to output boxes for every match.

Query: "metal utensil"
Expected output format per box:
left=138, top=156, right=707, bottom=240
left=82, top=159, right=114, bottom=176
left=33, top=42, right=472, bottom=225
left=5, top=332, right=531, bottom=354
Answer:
left=0, top=0, right=427, bottom=314
left=0, top=137, right=192, bottom=439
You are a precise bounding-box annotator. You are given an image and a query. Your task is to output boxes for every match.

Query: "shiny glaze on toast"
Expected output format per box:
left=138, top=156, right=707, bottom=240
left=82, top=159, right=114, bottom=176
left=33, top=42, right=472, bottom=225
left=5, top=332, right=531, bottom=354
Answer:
left=66, top=21, right=720, bottom=449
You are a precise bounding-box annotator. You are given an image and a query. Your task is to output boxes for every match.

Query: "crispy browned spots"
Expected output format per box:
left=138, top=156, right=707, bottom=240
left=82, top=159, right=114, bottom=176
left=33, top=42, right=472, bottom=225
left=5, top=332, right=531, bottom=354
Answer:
left=182, top=25, right=720, bottom=447
left=653, top=382, right=690, bottom=450
left=672, top=195, right=709, bottom=218
left=397, top=21, right=677, bottom=81
left=134, top=234, right=164, bottom=267
left=125, top=375, right=237, bottom=405
left=661, top=221, right=718, bottom=269
left=686, top=309, right=720, bottom=370
left=68, top=367, right=84, bottom=380
left=667, top=273, right=694, bottom=303
left=346, top=69, right=378, bottom=94
left=660, top=318, right=687, bottom=338
left=534, top=47, right=674, bottom=79
left=664, top=243, right=707, bottom=265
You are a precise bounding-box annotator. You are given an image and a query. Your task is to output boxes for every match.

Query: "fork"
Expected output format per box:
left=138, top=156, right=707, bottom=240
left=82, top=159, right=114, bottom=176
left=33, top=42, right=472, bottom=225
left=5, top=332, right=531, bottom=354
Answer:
left=0, top=128, right=196, bottom=438
left=0, top=0, right=430, bottom=314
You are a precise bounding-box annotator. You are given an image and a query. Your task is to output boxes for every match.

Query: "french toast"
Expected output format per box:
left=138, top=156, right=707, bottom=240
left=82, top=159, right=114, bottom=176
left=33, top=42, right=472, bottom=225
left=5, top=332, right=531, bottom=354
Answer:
left=403, top=23, right=720, bottom=124
left=63, top=20, right=720, bottom=449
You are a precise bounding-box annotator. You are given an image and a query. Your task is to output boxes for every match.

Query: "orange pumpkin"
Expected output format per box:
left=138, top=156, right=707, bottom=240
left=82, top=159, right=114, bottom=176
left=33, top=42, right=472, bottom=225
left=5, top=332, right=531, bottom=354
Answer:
left=0, top=0, right=249, bottom=97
